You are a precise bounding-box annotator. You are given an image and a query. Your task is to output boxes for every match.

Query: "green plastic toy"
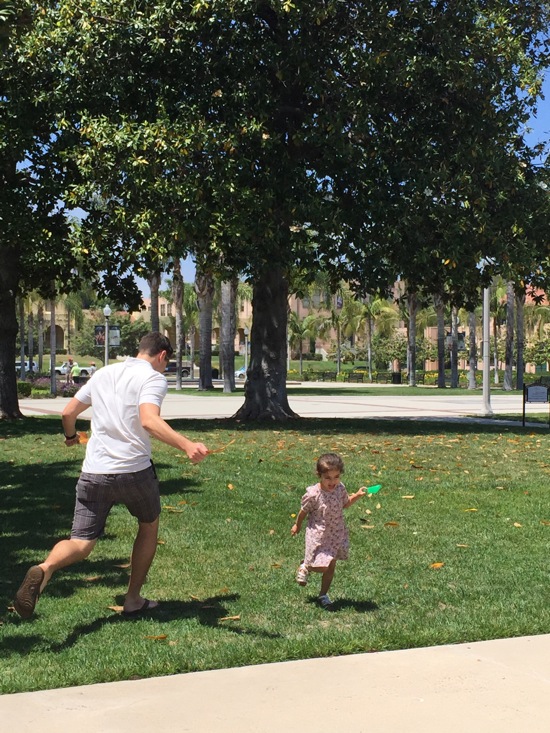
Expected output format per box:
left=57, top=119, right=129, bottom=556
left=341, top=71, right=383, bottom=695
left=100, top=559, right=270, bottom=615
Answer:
left=366, top=484, right=382, bottom=494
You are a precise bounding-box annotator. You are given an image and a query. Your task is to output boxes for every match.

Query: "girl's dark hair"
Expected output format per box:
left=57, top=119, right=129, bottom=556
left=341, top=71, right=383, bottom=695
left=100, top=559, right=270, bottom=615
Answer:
left=138, top=332, right=174, bottom=358
left=316, top=452, right=344, bottom=475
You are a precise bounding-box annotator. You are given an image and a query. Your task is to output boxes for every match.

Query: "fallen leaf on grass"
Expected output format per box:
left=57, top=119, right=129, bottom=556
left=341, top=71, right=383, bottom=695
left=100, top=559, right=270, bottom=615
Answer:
left=113, top=562, right=131, bottom=569
left=540, top=520, right=550, bottom=526
left=84, top=576, right=101, bottom=582
left=219, top=615, right=240, bottom=622
left=157, top=539, right=166, bottom=545
left=108, top=605, right=124, bottom=613
left=190, top=595, right=201, bottom=601
left=145, top=634, right=168, bottom=640
left=227, top=483, right=235, bottom=490
left=361, top=524, right=375, bottom=529
left=456, top=544, right=469, bottom=548
left=384, top=521, right=399, bottom=527
left=271, top=563, right=282, bottom=568
left=429, top=562, right=445, bottom=569
left=207, top=438, right=236, bottom=455
left=464, top=508, right=478, bottom=512
left=401, top=495, right=415, bottom=499
left=513, top=522, right=522, bottom=528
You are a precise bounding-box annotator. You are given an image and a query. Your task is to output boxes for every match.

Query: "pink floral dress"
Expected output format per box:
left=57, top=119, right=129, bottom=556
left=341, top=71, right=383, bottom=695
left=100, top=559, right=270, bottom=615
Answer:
left=301, top=482, right=350, bottom=568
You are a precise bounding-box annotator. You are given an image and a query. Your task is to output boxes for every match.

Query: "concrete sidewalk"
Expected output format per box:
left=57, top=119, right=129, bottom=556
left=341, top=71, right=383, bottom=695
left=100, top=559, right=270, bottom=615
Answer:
left=2, top=634, right=550, bottom=732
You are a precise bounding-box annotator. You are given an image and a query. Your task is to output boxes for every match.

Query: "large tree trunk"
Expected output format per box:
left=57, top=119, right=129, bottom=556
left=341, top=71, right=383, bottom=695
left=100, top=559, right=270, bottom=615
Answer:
left=220, top=278, right=237, bottom=393
left=0, top=255, right=23, bottom=419
left=516, top=290, right=525, bottom=392
left=195, top=270, right=214, bottom=391
left=407, top=291, right=417, bottom=387
left=172, top=259, right=184, bottom=391
left=434, top=293, right=446, bottom=389
left=503, top=281, right=514, bottom=391
left=467, top=310, right=477, bottom=390
left=233, top=266, right=297, bottom=420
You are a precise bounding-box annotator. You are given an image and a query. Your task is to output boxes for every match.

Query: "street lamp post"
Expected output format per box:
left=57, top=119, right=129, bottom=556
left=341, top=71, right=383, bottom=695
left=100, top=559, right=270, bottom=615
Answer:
left=103, top=304, right=112, bottom=366
left=244, top=327, right=249, bottom=373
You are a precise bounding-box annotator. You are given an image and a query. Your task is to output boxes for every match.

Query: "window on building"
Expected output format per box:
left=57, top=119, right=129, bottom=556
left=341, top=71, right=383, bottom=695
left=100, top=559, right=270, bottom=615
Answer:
left=160, top=304, right=166, bottom=317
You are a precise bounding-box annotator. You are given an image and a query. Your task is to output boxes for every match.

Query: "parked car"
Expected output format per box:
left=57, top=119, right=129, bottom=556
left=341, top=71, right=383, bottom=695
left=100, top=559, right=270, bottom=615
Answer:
left=235, top=366, right=247, bottom=380
left=165, top=361, right=192, bottom=378
left=55, top=361, right=91, bottom=377
left=15, top=360, right=38, bottom=373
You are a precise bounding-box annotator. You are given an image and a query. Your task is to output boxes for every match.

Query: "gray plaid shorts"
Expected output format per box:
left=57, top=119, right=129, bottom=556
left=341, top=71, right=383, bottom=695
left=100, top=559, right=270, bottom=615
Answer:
left=70, top=464, right=161, bottom=540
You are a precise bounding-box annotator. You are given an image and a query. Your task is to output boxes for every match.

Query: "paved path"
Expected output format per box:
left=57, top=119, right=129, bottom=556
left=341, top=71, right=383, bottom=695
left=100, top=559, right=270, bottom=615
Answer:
left=2, top=634, right=550, bottom=732
left=18, top=383, right=550, bottom=423
left=5, top=384, right=549, bottom=731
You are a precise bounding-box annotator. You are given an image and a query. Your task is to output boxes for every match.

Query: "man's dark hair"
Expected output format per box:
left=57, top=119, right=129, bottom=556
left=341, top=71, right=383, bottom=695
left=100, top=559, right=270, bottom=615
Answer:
left=138, top=332, right=174, bottom=358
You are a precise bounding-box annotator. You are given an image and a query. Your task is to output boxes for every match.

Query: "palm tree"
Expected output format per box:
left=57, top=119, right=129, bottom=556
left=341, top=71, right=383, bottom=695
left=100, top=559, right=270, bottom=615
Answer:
left=288, top=312, right=316, bottom=375
left=467, top=310, right=477, bottom=390
left=503, top=281, right=515, bottom=391
left=220, top=278, right=238, bottom=392
left=183, top=282, right=199, bottom=378
left=490, top=277, right=507, bottom=384
left=171, top=258, right=184, bottom=390
left=195, top=268, right=215, bottom=390
left=148, top=271, right=162, bottom=332
left=433, top=292, right=446, bottom=389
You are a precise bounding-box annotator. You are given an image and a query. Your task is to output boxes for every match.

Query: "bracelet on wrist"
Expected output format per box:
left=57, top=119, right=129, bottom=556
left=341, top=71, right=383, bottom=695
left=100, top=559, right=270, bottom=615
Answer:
left=64, top=432, right=77, bottom=440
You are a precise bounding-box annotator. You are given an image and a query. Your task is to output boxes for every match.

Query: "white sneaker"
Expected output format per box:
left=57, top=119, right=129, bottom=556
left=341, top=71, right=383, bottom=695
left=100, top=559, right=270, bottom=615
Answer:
left=295, top=564, right=309, bottom=586
left=318, top=594, right=334, bottom=609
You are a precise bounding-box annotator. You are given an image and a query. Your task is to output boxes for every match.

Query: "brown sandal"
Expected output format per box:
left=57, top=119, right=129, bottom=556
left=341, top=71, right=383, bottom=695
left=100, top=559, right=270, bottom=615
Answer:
left=14, top=566, right=44, bottom=619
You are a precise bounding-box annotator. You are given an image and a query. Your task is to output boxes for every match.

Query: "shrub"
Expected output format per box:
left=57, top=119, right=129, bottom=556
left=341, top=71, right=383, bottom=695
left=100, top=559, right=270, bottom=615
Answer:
left=17, top=381, right=32, bottom=397
left=60, top=384, right=80, bottom=398
left=31, top=388, right=54, bottom=399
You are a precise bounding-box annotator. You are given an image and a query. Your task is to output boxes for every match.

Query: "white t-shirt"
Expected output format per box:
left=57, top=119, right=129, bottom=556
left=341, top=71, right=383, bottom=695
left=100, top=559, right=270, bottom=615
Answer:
left=74, top=357, right=168, bottom=474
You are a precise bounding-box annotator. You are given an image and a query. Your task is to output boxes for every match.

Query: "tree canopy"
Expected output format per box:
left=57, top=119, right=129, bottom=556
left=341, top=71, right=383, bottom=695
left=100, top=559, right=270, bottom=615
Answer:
left=2, top=0, right=550, bottom=419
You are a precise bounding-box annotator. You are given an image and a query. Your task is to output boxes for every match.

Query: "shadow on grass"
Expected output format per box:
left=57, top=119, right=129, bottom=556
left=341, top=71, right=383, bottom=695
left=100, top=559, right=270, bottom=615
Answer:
left=305, top=595, right=379, bottom=613
left=2, top=593, right=281, bottom=657
left=164, top=416, right=546, bottom=438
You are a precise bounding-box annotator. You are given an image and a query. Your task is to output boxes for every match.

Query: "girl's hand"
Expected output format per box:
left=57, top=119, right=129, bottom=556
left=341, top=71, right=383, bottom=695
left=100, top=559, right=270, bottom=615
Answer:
left=356, top=486, right=367, bottom=498
left=291, top=523, right=300, bottom=535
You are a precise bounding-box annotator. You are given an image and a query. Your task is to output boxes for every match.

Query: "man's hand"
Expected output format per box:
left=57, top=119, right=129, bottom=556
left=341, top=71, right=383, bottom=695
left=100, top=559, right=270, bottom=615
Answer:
left=186, top=442, right=209, bottom=464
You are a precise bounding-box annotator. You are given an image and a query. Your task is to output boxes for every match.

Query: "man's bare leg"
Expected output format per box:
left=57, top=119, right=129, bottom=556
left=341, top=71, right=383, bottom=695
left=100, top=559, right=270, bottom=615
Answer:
left=124, top=517, right=159, bottom=613
left=39, top=537, right=97, bottom=590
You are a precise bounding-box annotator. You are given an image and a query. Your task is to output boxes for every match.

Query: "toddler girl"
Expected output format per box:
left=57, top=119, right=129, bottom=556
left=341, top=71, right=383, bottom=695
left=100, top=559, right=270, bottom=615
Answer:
left=291, top=452, right=366, bottom=609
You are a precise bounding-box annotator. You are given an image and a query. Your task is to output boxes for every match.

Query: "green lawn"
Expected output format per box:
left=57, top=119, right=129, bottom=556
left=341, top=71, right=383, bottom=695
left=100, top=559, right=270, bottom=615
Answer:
left=2, top=415, right=550, bottom=693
